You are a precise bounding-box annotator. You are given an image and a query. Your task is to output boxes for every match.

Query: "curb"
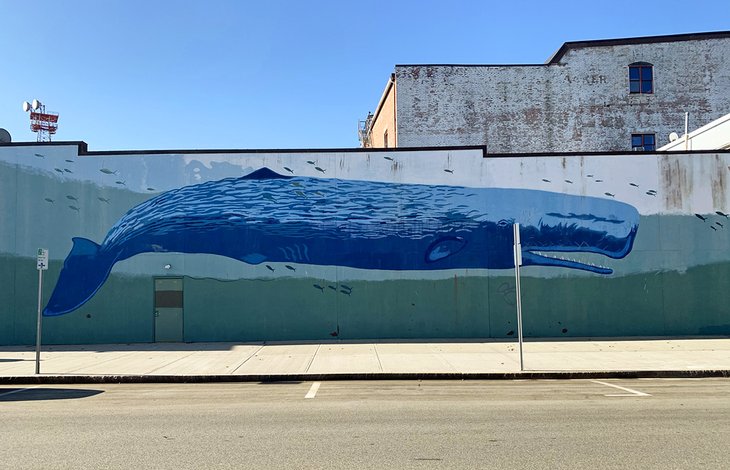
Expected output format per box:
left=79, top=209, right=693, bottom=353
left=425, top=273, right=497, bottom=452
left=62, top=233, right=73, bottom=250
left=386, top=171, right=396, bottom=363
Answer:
left=2, top=370, right=729, bottom=384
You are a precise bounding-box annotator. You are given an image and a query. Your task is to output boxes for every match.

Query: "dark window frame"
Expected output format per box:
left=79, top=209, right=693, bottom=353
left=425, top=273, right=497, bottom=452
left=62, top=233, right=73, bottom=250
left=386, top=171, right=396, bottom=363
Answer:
left=629, top=62, right=653, bottom=94
left=631, top=133, right=656, bottom=151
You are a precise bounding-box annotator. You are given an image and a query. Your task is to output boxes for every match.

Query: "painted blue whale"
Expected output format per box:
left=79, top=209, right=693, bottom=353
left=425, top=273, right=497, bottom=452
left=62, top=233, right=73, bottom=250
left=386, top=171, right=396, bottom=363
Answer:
left=44, top=168, right=639, bottom=316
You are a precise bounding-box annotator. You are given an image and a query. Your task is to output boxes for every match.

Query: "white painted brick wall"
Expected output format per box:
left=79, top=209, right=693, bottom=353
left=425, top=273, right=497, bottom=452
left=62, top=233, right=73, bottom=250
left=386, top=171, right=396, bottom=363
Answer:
left=395, top=38, right=730, bottom=153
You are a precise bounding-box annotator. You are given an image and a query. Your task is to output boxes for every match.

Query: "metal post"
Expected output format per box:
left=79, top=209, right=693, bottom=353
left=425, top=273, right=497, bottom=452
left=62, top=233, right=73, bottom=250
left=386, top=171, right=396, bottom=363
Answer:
left=513, top=224, right=524, bottom=371
left=35, top=268, right=43, bottom=374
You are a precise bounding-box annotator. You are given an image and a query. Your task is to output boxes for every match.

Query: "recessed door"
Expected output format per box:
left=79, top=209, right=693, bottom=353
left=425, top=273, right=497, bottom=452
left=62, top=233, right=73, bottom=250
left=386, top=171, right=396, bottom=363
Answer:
left=154, top=277, right=184, bottom=342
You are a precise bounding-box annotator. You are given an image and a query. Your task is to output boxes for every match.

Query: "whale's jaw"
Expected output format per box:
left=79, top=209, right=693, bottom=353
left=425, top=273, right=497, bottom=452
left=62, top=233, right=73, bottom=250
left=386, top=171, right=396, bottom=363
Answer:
left=520, top=220, right=639, bottom=275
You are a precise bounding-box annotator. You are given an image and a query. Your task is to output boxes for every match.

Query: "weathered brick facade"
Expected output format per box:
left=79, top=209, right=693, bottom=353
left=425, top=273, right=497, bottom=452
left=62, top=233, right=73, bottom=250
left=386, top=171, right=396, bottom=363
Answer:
left=365, top=32, right=730, bottom=153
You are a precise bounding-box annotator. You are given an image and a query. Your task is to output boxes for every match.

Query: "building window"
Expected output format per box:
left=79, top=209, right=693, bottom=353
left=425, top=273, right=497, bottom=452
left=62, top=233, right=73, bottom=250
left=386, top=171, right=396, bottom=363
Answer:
left=629, top=62, right=653, bottom=94
left=383, top=130, right=389, bottom=148
left=632, top=133, right=655, bottom=151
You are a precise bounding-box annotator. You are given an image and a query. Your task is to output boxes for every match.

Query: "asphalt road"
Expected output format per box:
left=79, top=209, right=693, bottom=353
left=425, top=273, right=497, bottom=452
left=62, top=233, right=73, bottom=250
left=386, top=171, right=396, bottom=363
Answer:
left=1, top=379, right=728, bottom=469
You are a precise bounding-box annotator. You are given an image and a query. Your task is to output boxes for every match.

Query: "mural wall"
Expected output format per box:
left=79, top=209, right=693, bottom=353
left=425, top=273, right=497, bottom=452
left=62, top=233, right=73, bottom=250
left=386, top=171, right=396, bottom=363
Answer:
left=1, top=143, right=728, bottom=345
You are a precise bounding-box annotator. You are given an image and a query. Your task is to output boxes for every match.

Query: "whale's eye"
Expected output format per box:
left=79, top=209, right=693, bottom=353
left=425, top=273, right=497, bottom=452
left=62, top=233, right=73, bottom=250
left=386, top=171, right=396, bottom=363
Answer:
left=497, top=218, right=514, bottom=228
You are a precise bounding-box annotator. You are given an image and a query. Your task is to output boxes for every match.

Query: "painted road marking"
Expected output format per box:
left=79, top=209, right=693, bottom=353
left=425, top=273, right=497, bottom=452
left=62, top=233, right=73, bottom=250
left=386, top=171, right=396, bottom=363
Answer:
left=0, top=385, right=42, bottom=398
left=305, top=382, right=321, bottom=399
left=591, top=380, right=651, bottom=397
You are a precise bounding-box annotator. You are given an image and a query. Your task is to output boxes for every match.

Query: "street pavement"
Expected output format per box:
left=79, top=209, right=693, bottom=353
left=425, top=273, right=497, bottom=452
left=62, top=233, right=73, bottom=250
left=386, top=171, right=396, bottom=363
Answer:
left=1, top=338, right=729, bottom=382
left=1, top=379, right=729, bottom=469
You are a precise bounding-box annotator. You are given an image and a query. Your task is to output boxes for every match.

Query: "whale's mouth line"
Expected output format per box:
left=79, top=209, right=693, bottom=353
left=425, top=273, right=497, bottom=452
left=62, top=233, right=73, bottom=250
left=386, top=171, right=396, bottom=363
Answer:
left=522, top=249, right=613, bottom=274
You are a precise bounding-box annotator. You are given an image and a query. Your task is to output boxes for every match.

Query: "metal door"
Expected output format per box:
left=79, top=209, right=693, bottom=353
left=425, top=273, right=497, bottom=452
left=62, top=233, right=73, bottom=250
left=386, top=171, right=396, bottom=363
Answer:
left=154, top=277, right=184, bottom=342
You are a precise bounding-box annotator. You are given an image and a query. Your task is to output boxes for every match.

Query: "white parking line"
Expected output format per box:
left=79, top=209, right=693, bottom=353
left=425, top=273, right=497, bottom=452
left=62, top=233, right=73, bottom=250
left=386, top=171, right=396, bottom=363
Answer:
left=591, top=380, right=651, bottom=397
left=0, top=385, right=42, bottom=398
left=305, top=382, right=321, bottom=399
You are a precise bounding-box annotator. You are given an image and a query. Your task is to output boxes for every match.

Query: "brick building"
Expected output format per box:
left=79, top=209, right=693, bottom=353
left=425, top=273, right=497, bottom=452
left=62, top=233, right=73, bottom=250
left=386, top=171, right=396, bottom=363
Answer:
left=359, top=31, right=730, bottom=153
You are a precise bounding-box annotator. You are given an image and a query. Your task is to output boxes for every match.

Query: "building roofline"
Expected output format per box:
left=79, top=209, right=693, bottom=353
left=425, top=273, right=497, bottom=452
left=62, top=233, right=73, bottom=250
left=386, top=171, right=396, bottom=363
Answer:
left=392, top=31, right=730, bottom=69
left=0, top=140, right=487, bottom=156
left=4, top=141, right=730, bottom=158
left=395, top=63, right=546, bottom=68
left=371, top=73, right=395, bottom=125
left=546, top=30, right=730, bottom=64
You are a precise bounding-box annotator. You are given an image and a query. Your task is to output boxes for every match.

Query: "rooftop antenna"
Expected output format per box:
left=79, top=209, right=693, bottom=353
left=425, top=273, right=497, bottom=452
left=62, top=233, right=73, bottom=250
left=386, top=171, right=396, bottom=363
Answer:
left=22, top=99, right=59, bottom=142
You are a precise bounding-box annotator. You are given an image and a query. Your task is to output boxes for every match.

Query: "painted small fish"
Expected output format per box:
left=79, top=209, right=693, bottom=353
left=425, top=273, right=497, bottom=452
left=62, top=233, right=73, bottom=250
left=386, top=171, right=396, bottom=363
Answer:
left=44, top=198, right=54, bottom=203
left=291, top=181, right=303, bottom=187
left=340, top=289, right=351, bottom=296
left=97, top=197, right=110, bottom=203
left=313, top=284, right=325, bottom=292
left=283, top=167, right=294, bottom=173
left=716, top=211, right=729, bottom=218
left=147, top=187, right=156, bottom=191
left=100, top=168, right=117, bottom=175
left=695, top=214, right=707, bottom=222
left=34, top=153, right=45, bottom=158
left=328, top=286, right=337, bottom=291
left=564, top=180, right=573, bottom=184
left=54, top=168, right=64, bottom=174
left=68, top=205, right=80, bottom=212
left=265, top=265, right=275, bottom=272
left=285, top=265, right=296, bottom=271
left=716, top=222, right=724, bottom=228
left=444, top=169, right=454, bottom=174
left=65, top=159, right=74, bottom=163
left=383, top=156, right=394, bottom=161
left=645, top=191, right=656, bottom=196
left=314, top=167, right=326, bottom=173
left=66, top=195, right=78, bottom=201
left=294, top=191, right=306, bottom=198
left=340, top=284, right=352, bottom=291
left=604, top=192, right=615, bottom=197
left=64, top=169, right=72, bottom=173
left=115, top=181, right=126, bottom=186
left=586, top=174, right=594, bottom=178
left=595, top=179, right=604, bottom=183
left=629, top=183, right=639, bottom=187
left=542, top=179, right=551, bottom=183
left=710, top=226, right=717, bottom=231
left=306, top=161, right=315, bottom=165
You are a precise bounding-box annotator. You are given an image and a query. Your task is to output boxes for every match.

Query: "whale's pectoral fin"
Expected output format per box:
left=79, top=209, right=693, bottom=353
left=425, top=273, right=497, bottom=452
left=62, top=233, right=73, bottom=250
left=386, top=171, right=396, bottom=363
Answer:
left=43, top=237, right=116, bottom=316
left=425, top=236, right=467, bottom=263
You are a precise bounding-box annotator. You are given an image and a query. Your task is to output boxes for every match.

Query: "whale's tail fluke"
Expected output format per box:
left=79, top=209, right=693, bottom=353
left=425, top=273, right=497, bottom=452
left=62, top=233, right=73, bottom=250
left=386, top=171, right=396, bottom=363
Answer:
left=43, top=237, right=116, bottom=316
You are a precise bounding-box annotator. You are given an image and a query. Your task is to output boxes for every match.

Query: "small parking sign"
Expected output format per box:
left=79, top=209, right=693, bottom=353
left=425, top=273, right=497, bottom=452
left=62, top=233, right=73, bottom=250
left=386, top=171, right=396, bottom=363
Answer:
left=37, top=248, right=48, bottom=271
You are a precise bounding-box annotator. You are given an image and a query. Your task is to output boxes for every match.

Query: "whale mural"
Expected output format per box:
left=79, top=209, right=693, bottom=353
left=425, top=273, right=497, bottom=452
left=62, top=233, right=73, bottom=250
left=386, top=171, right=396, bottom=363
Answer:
left=43, top=168, right=639, bottom=316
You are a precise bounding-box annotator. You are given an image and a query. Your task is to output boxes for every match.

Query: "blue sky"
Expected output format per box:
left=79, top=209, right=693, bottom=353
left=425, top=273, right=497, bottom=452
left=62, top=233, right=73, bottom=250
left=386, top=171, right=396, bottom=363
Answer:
left=0, top=0, right=727, bottom=150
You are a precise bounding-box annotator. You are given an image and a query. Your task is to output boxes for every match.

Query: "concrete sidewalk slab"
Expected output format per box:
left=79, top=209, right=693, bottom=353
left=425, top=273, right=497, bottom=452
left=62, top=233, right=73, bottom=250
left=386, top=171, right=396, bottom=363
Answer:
left=234, top=344, right=318, bottom=375
left=308, top=344, right=382, bottom=374
left=0, top=338, right=728, bottom=383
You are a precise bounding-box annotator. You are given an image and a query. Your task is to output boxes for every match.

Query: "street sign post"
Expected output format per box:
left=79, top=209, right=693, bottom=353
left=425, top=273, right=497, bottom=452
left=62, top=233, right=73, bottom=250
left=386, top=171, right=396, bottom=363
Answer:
left=513, top=225, right=524, bottom=371
left=35, top=248, right=48, bottom=374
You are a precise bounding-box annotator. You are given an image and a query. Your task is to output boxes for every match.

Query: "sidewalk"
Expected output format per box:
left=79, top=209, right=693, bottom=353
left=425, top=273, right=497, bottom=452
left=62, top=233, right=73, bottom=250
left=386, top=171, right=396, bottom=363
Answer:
left=1, top=338, right=729, bottom=383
